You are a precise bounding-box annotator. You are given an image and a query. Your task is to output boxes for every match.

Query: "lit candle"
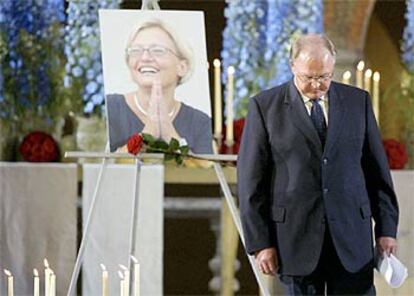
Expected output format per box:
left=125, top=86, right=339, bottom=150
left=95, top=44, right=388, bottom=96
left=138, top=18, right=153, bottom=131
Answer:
left=225, top=66, right=235, bottom=146
left=342, top=71, right=351, bottom=85
left=364, top=69, right=372, bottom=93
left=100, top=264, right=109, bottom=296
left=356, top=60, right=364, bottom=88
left=120, top=265, right=129, bottom=296
left=213, top=58, right=222, bottom=137
left=118, top=271, right=125, bottom=296
left=44, top=259, right=51, bottom=296
left=373, top=72, right=380, bottom=124
left=50, top=272, right=56, bottom=296
left=131, top=255, right=140, bottom=296
left=4, top=269, right=14, bottom=296
left=34, top=269, right=40, bottom=296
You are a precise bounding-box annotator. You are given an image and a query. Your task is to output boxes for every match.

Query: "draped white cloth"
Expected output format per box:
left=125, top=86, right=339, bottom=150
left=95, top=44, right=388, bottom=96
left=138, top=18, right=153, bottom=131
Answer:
left=0, top=162, right=77, bottom=296
left=82, top=163, right=164, bottom=296
left=374, top=171, right=414, bottom=294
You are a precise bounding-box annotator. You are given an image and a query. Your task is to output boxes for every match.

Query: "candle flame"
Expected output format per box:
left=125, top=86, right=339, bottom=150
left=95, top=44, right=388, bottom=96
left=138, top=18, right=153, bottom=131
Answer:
left=118, top=271, right=124, bottom=279
left=100, top=263, right=106, bottom=271
left=44, top=258, right=49, bottom=268
left=4, top=269, right=12, bottom=276
left=130, top=255, right=138, bottom=264
left=373, top=72, right=380, bottom=82
left=357, top=61, right=365, bottom=71
left=364, top=69, right=373, bottom=78
left=227, top=66, right=235, bottom=75
left=342, top=71, right=351, bottom=79
left=119, top=264, right=128, bottom=271
left=34, top=269, right=39, bottom=276
left=213, top=59, right=221, bottom=67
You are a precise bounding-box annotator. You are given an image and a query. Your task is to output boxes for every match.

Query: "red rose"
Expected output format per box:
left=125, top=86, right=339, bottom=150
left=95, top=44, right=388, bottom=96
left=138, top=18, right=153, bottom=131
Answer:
left=127, top=133, right=144, bottom=155
left=382, top=139, right=408, bottom=169
left=19, top=131, right=59, bottom=162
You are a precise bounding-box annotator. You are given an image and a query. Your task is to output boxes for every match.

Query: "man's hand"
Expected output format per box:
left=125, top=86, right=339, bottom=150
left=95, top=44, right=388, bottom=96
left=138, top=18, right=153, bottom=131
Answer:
left=255, top=247, right=278, bottom=276
left=376, top=236, right=397, bottom=256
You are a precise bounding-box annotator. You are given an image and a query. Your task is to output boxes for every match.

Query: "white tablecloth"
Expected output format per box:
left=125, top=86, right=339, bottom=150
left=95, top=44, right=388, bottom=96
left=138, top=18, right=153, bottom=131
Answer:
left=0, top=162, right=77, bottom=296
left=82, top=163, right=164, bottom=296
left=374, top=171, right=414, bottom=295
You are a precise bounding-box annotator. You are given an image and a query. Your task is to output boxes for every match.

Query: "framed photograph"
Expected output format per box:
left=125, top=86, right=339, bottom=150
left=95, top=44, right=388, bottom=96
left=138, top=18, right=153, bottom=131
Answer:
left=99, top=9, right=212, bottom=153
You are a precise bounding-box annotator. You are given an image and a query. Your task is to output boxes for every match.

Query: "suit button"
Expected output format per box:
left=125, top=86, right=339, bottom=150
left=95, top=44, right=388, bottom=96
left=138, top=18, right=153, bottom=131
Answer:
left=323, top=188, right=329, bottom=194
left=321, top=217, right=326, bottom=224
left=323, top=158, right=328, bottom=165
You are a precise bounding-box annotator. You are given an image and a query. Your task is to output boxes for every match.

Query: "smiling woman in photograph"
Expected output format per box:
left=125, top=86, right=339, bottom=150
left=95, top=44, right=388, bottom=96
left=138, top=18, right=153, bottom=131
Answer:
left=106, top=18, right=213, bottom=153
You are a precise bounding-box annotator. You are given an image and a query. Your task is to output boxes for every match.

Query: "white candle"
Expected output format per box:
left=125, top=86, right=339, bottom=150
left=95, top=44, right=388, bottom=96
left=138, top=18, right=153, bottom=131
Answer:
left=118, top=271, right=125, bottom=296
left=50, top=272, right=56, bottom=296
left=100, top=264, right=109, bottom=296
left=373, top=72, right=380, bottom=124
left=364, top=69, right=372, bottom=93
left=34, top=269, right=40, bottom=296
left=120, top=265, right=129, bottom=296
left=131, top=255, right=140, bottom=296
left=356, top=60, right=364, bottom=88
left=4, top=269, right=14, bottom=296
left=342, top=71, right=351, bottom=85
left=225, top=66, right=235, bottom=145
left=213, top=58, right=222, bottom=137
left=44, top=259, right=51, bottom=296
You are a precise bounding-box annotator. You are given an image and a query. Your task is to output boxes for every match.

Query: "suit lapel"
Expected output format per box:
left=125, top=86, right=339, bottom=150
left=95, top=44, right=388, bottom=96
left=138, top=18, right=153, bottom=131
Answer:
left=286, top=81, right=323, bottom=155
left=324, top=82, right=346, bottom=155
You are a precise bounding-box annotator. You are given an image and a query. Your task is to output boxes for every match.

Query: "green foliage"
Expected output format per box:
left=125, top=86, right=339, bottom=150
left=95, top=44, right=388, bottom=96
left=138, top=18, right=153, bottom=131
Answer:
left=141, top=133, right=189, bottom=165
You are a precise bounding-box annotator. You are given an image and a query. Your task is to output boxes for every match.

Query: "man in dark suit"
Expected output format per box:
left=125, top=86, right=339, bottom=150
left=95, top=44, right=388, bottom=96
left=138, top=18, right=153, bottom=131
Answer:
left=237, top=34, right=399, bottom=295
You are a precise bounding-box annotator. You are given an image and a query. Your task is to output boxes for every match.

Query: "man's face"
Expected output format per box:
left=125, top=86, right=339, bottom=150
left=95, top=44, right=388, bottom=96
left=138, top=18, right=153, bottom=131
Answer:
left=291, top=52, right=335, bottom=99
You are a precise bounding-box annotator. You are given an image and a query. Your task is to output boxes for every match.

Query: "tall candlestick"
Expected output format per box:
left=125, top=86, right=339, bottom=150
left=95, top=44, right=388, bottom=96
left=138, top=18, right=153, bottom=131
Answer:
left=34, top=269, right=40, bottom=296
left=225, top=66, right=235, bottom=146
left=118, top=271, right=125, bottom=296
left=364, top=69, right=372, bottom=93
left=373, top=72, right=380, bottom=124
left=44, top=259, right=51, bottom=296
left=213, top=59, right=222, bottom=138
left=356, top=60, right=364, bottom=88
left=100, top=264, right=109, bottom=296
left=4, top=270, right=14, bottom=296
left=50, top=272, right=56, bottom=296
left=120, top=265, right=129, bottom=296
left=342, top=71, right=351, bottom=85
left=131, top=255, right=140, bottom=296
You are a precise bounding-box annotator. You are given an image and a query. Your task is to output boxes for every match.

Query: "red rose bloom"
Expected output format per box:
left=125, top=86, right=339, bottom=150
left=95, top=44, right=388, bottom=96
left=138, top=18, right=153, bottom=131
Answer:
left=382, top=139, right=408, bottom=169
left=127, top=133, right=144, bottom=155
left=19, top=131, right=59, bottom=162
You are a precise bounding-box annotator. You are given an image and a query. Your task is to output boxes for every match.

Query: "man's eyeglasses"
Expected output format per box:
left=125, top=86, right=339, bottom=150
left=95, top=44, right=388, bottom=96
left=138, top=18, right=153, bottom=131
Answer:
left=126, top=45, right=180, bottom=58
left=297, top=73, right=333, bottom=84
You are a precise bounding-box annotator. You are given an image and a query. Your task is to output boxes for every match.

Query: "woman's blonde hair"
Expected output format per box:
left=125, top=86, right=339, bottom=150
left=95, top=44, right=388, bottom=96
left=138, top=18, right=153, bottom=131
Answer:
left=125, top=18, right=195, bottom=85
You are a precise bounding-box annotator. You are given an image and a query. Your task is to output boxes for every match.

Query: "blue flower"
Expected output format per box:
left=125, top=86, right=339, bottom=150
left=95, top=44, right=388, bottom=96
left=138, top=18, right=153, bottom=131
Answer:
left=64, top=0, right=119, bottom=115
left=221, top=0, right=324, bottom=118
left=402, top=0, right=414, bottom=73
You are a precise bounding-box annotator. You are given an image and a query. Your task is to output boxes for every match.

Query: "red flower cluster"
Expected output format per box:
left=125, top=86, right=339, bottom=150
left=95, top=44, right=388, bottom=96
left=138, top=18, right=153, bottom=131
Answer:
left=220, top=118, right=245, bottom=154
left=127, top=133, right=144, bottom=155
left=19, top=131, right=59, bottom=162
left=382, top=139, right=408, bottom=169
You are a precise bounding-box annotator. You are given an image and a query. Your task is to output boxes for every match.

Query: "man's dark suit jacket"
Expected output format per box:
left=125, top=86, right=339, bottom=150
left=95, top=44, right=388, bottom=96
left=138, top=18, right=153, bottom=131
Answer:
left=237, top=80, right=399, bottom=276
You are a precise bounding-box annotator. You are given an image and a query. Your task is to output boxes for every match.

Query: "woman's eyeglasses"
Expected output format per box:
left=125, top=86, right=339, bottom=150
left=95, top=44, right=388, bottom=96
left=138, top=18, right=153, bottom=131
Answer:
left=126, top=45, right=180, bottom=58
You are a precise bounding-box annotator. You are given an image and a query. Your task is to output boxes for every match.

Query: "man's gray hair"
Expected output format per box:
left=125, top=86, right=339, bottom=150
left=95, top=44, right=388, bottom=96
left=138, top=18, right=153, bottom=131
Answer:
left=289, top=34, right=336, bottom=62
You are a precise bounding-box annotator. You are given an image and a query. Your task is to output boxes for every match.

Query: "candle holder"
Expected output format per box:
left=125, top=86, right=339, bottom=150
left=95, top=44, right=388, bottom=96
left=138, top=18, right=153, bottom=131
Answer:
left=225, top=139, right=234, bottom=149
left=214, top=133, right=223, bottom=149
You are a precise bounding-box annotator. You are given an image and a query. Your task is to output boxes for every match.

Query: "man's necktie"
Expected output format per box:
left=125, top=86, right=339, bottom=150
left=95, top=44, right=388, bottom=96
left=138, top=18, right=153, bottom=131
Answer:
left=310, top=98, right=327, bottom=147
